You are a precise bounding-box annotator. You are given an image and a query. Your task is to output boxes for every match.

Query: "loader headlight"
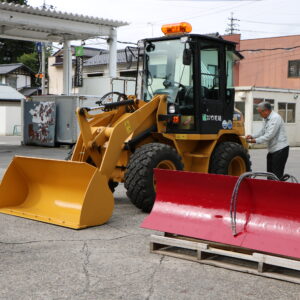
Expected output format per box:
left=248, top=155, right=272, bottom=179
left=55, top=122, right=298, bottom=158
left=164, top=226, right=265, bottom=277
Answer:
left=168, top=104, right=176, bottom=114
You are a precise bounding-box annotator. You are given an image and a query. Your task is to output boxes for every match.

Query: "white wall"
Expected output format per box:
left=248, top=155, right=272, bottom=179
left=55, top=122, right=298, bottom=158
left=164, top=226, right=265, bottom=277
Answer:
left=0, top=102, right=21, bottom=135
left=0, top=106, right=6, bottom=135
left=78, top=76, right=136, bottom=97
left=16, top=75, right=31, bottom=89
left=252, top=90, right=300, bottom=147
left=48, top=57, right=64, bottom=94
left=48, top=57, right=80, bottom=95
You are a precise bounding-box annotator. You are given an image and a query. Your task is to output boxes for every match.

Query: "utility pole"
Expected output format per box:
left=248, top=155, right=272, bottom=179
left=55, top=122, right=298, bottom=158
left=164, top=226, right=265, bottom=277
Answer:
left=41, top=42, right=46, bottom=94
left=225, top=12, right=240, bottom=35
left=40, top=1, right=54, bottom=94
left=147, top=22, right=154, bottom=37
left=42, top=1, right=55, bottom=10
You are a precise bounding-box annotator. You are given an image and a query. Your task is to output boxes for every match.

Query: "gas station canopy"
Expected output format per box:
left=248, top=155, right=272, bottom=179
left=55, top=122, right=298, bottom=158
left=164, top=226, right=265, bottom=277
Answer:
left=0, top=2, right=128, bottom=42
left=0, top=2, right=129, bottom=94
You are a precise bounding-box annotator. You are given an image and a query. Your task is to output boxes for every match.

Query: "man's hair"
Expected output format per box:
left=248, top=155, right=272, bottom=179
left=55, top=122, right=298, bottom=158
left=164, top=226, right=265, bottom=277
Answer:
left=257, top=102, right=272, bottom=111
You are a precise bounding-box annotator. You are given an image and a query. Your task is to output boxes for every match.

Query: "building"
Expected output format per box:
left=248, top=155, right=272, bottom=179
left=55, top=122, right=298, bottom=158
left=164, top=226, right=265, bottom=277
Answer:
left=48, top=46, right=102, bottom=95
left=79, top=48, right=138, bottom=96
left=0, top=84, right=24, bottom=135
left=224, top=34, right=300, bottom=89
left=0, top=63, right=34, bottom=91
left=223, top=34, right=300, bottom=146
left=235, top=86, right=299, bottom=146
left=48, top=47, right=138, bottom=96
left=0, top=63, right=39, bottom=135
left=84, top=48, right=138, bottom=78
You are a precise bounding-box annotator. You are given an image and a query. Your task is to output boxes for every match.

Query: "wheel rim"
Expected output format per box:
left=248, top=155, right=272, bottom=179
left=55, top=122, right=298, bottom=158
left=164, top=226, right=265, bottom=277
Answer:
left=228, top=156, right=246, bottom=176
left=156, top=160, right=176, bottom=170
left=153, top=160, right=177, bottom=191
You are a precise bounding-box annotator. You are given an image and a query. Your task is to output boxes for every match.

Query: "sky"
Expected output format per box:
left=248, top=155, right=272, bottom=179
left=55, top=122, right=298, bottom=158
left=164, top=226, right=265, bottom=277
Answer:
left=27, top=0, right=300, bottom=49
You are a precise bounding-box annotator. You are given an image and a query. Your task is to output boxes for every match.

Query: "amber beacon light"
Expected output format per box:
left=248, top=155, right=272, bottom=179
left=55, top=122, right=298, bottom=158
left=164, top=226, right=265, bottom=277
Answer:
left=161, top=22, right=192, bottom=35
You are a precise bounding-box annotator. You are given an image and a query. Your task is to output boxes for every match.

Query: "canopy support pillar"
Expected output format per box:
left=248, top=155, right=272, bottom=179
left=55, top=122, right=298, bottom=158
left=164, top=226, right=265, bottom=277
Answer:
left=63, top=40, right=72, bottom=95
left=108, top=27, right=117, bottom=78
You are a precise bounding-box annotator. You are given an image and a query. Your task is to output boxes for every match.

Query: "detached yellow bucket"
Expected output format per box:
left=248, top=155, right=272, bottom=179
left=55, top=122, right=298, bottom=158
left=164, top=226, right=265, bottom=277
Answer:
left=0, top=156, right=114, bottom=229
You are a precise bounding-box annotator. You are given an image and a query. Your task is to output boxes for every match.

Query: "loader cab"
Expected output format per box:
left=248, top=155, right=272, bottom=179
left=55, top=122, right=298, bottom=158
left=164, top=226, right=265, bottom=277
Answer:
left=140, top=30, right=242, bottom=134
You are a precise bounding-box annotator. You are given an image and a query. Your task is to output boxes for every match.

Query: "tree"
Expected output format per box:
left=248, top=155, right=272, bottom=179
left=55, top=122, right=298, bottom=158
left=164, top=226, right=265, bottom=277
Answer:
left=17, top=52, right=39, bottom=73
left=0, top=0, right=35, bottom=64
left=2, top=0, right=28, bottom=4
left=0, top=0, right=54, bottom=87
left=17, top=45, right=53, bottom=73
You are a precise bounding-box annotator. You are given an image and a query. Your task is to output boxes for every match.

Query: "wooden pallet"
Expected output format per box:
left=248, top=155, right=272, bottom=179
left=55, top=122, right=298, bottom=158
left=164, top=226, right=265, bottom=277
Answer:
left=150, top=234, right=300, bottom=284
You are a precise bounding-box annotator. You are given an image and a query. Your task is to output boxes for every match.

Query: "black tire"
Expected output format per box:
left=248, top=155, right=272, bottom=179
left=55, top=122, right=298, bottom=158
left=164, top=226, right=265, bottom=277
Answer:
left=108, top=180, right=119, bottom=193
left=209, top=141, right=251, bottom=175
left=65, top=145, right=75, bottom=161
left=124, top=143, right=183, bottom=212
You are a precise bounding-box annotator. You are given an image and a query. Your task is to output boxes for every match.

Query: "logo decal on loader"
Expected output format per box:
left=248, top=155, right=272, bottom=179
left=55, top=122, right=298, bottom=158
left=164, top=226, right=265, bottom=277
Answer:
left=175, top=134, right=188, bottom=140
left=124, top=120, right=132, bottom=134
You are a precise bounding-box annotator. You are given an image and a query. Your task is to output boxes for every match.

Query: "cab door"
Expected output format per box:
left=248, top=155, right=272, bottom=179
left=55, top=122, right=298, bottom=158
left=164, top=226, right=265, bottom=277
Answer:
left=198, top=41, right=227, bottom=134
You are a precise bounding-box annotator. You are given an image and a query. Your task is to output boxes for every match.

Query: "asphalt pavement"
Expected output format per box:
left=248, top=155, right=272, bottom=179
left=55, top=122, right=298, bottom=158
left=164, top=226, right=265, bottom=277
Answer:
left=1, top=136, right=300, bottom=300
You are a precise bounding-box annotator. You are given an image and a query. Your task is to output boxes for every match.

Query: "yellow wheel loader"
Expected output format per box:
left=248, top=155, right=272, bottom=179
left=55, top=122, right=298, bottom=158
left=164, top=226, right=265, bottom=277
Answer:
left=0, top=22, right=251, bottom=228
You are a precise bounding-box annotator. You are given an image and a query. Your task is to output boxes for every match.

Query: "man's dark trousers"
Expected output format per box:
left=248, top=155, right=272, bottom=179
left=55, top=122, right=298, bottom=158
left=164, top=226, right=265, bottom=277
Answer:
left=267, top=146, right=289, bottom=179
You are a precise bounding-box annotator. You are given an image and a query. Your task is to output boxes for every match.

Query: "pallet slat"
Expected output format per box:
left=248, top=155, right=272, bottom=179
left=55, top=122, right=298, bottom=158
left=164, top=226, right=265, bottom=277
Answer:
left=150, top=234, right=300, bottom=284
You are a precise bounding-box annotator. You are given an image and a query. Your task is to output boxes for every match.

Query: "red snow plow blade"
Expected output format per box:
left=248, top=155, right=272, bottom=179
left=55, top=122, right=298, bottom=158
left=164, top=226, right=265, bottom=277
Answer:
left=141, top=169, right=300, bottom=259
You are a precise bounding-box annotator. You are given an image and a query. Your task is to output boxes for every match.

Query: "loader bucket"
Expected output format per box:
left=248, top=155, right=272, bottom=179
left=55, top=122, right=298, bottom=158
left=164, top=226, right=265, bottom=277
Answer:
left=0, top=156, right=114, bottom=229
left=141, top=169, right=300, bottom=259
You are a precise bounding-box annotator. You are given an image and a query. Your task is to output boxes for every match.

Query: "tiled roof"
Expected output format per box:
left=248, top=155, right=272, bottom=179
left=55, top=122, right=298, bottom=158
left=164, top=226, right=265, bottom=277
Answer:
left=19, top=87, right=40, bottom=97
left=0, top=63, right=34, bottom=75
left=84, top=49, right=138, bottom=66
left=0, top=84, right=25, bottom=101
left=53, top=46, right=102, bottom=57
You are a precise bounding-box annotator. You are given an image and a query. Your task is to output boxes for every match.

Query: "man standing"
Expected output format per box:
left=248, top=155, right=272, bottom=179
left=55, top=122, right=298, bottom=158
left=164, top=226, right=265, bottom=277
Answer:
left=246, top=102, right=289, bottom=180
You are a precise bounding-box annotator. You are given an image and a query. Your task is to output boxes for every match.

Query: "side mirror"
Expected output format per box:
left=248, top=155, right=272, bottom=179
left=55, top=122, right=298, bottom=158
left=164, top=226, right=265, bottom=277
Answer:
left=183, top=48, right=192, bottom=65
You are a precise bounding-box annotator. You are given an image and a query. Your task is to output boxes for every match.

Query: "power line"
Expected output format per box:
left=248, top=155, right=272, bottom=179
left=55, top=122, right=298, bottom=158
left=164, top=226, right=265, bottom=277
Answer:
left=132, top=0, right=253, bottom=30
left=240, top=45, right=300, bottom=52
left=240, top=29, right=296, bottom=35
left=238, top=47, right=300, bottom=64
left=240, top=19, right=300, bottom=27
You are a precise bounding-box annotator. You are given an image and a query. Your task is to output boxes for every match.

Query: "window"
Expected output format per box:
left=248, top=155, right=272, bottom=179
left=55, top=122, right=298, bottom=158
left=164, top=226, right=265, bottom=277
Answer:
left=119, top=71, right=137, bottom=78
left=143, top=39, right=193, bottom=103
left=207, top=65, right=217, bottom=75
left=253, top=98, right=274, bottom=121
left=200, top=46, right=219, bottom=100
left=55, top=56, right=63, bottom=64
left=288, top=60, right=300, bottom=77
left=226, top=50, right=235, bottom=88
left=87, top=73, right=104, bottom=77
left=253, top=98, right=264, bottom=121
left=7, top=76, right=17, bottom=88
left=235, top=101, right=245, bottom=116
left=278, top=103, right=296, bottom=123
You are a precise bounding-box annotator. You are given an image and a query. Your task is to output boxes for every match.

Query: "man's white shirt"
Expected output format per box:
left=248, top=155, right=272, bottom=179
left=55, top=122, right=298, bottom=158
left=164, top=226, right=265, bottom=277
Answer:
left=252, top=111, right=289, bottom=153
